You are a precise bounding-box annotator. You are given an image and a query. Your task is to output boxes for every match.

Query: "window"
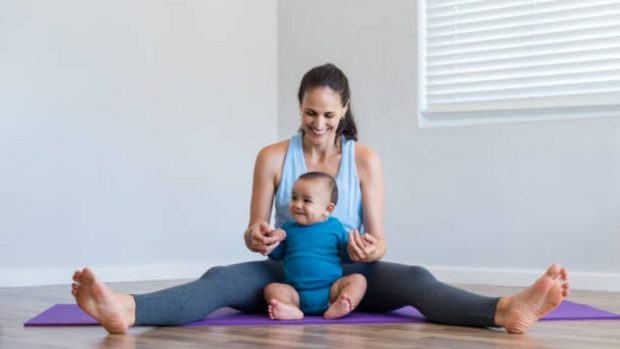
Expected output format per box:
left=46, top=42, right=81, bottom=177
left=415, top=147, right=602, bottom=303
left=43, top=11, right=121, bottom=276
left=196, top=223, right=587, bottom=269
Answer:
left=419, top=0, right=620, bottom=127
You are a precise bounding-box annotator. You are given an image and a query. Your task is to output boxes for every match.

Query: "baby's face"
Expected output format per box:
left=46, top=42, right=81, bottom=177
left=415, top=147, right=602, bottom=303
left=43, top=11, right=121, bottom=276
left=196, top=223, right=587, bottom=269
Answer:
left=288, top=178, right=333, bottom=226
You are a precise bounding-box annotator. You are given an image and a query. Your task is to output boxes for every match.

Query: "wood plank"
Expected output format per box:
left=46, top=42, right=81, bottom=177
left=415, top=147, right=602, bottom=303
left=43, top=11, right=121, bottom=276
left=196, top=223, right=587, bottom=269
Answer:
left=2, top=281, right=619, bottom=349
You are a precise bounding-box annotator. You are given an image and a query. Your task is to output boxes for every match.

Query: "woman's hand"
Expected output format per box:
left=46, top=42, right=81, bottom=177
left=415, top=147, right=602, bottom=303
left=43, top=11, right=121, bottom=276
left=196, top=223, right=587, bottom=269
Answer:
left=244, top=222, right=286, bottom=255
left=347, top=229, right=382, bottom=263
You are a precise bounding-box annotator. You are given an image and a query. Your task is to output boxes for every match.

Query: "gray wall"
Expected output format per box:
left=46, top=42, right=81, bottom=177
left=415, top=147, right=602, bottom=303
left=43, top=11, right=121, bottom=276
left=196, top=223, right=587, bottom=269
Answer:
left=1, top=0, right=276, bottom=286
left=278, top=0, right=620, bottom=289
left=1, top=0, right=617, bottom=289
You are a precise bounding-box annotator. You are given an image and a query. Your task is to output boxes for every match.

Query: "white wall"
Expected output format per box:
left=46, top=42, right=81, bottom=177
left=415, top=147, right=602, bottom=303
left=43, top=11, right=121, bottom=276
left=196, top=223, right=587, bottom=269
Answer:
left=2, top=0, right=618, bottom=291
left=278, top=0, right=620, bottom=290
left=0, top=0, right=277, bottom=286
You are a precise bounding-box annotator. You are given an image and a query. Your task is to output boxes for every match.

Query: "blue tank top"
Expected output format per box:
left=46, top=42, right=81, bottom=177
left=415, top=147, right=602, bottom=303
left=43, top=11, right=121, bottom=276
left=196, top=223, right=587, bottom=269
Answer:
left=274, top=133, right=363, bottom=232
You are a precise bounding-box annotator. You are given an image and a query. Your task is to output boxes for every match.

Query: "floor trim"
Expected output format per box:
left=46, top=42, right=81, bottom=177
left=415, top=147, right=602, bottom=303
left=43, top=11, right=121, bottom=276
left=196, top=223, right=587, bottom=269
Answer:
left=428, top=266, right=620, bottom=292
left=2, top=262, right=619, bottom=291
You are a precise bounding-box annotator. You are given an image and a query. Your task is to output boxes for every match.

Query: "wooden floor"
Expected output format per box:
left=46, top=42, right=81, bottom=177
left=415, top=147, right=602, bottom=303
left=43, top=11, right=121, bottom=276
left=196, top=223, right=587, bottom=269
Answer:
left=2, top=279, right=619, bottom=349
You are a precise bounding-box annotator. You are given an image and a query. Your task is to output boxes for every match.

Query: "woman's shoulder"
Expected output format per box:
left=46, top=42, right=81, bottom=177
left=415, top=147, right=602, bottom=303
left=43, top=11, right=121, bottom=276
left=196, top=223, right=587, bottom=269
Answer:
left=258, top=139, right=289, bottom=158
left=354, top=142, right=381, bottom=169
left=354, top=141, right=383, bottom=184
left=255, top=139, right=290, bottom=178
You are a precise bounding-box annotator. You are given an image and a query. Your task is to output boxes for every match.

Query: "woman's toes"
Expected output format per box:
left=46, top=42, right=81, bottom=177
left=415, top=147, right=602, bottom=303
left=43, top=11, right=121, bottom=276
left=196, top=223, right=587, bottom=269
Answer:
left=560, top=268, right=568, bottom=281
left=562, top=287, right=570, bottom=298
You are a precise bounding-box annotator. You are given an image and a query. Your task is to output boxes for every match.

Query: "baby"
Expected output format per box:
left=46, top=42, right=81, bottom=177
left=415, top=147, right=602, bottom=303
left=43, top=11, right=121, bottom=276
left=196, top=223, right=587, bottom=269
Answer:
left=264, top=171, right=367, bottom=320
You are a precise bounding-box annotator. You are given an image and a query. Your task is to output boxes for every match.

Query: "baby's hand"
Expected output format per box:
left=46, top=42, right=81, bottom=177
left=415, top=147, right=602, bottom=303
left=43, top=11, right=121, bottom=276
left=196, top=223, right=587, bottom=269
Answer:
left=245, top=222, right=279, bottom=254
left=259, top=228, right=287, bottom=256
left=270, top=228, right=287, bottom=242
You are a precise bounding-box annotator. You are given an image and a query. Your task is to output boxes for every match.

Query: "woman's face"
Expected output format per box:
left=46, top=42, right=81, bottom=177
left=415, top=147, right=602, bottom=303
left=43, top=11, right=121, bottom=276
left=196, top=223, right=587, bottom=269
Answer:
left=300, top=87, right=347, bottom=146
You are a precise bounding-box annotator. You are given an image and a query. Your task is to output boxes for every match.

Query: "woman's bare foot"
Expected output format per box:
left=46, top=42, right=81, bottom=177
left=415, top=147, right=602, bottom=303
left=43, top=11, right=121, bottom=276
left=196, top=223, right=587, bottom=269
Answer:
left=495, top=263, right=570, bottom=334
left=324, top=293, right=354, bottom=319
left=267, top=299, right=304, bottom=320
left=71, top=267, right=136, bottom=334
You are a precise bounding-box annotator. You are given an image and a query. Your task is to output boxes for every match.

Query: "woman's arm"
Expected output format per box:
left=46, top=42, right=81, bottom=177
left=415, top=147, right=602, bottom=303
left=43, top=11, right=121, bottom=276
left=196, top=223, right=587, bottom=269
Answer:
left=348, top=143, right=387, bottom=262
left=244, top=141, right=288, bottom=254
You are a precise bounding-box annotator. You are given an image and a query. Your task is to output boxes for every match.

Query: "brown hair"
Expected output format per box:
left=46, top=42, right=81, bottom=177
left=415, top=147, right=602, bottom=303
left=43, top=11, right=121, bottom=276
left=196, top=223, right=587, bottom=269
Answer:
left=297, top=171, right=338, bottom=205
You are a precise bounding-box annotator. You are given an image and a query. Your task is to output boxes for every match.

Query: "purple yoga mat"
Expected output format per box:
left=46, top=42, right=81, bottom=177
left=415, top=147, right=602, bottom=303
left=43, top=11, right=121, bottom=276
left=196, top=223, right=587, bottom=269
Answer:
left=23, top=300, right=620, bottom=327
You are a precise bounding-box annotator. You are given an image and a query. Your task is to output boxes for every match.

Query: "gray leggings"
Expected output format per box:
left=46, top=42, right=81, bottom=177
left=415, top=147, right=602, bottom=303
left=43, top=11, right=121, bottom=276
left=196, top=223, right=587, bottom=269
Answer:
left=134, top=260, right=499, bottom=327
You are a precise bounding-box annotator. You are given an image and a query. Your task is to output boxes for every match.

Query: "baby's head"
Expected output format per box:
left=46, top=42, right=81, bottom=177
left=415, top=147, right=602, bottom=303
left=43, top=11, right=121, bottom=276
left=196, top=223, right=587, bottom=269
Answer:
left=289, top=171, right=338, bottom=226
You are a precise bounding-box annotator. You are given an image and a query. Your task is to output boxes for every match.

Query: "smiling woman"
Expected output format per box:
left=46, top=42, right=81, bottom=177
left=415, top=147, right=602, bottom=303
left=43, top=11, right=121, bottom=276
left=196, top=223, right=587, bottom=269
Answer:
left=72, top=63, right=569, bottom=335
left=298, top=63, right=358, bottom=147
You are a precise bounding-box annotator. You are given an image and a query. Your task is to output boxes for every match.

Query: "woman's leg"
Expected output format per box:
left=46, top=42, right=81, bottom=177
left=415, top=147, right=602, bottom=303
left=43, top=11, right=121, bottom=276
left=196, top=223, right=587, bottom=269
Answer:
left=73, top=260, right=283, bottom=332
left=344, top=262, right=497, bottom=327
left=344, top=261, right=569, bottom=332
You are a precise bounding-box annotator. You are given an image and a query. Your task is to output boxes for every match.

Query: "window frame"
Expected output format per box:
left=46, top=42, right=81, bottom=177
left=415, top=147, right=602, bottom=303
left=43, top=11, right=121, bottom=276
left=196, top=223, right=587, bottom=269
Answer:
left=417, top=0, right=620, bottom=128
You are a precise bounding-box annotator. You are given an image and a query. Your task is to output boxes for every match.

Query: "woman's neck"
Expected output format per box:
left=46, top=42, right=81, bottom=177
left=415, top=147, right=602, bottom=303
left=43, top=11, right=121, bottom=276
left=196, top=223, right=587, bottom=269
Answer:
left=301, top=133, right=341, bottom=162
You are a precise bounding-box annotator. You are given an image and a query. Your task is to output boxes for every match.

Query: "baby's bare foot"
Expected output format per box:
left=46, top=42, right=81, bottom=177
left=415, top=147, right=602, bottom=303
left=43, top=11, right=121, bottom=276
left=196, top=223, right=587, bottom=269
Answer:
left=268, top=299, right=304, bottom=320
left=496, top=263, right=569, bottom=334
left=72, top=267, right=135, bottom=334
left=324, top=293, right=354, bottom=319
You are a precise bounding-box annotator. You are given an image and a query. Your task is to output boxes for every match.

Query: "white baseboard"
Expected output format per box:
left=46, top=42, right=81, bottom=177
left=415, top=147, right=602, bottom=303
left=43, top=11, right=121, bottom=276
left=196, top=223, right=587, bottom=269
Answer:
left=2, top=263, right=619, bottom=292
left=0, top=263, right=215, bottom=288
left=427, top=265, right=620, bottom=292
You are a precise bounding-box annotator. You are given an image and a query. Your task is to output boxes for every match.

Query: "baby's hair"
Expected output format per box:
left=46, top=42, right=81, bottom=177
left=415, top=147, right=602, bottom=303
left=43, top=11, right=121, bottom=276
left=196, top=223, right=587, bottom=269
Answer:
left=297, top=171, right=339, bottom=205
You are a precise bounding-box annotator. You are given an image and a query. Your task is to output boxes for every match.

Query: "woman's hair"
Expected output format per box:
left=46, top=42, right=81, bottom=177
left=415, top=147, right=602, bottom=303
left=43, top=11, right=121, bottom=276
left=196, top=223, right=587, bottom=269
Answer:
left=297, top=63, right=359, bottom=143
left=297, top=171, right=339, bottom=205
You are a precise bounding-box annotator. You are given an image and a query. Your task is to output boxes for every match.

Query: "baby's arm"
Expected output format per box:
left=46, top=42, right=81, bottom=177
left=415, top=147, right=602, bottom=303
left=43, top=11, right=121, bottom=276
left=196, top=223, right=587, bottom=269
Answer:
left=337, top=225, right=354, bottom=263
left=266, top=228, right=287, bottom=260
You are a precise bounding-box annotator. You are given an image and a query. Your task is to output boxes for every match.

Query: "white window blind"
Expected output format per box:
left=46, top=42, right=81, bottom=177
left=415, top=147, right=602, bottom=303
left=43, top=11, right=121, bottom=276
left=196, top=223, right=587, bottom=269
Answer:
left=419, top=0, right=620, bottom=125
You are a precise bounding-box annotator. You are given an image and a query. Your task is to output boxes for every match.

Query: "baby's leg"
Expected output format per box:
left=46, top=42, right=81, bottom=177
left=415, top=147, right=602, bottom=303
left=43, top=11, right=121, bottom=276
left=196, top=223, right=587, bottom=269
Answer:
left=324, top=273, right=367, bottom=319
left=264, top=283, right=304, bottom=320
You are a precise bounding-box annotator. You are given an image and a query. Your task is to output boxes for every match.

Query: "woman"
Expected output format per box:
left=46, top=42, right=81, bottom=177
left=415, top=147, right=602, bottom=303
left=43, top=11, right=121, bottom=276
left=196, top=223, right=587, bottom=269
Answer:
left=72, top=63, right=569, bottom=334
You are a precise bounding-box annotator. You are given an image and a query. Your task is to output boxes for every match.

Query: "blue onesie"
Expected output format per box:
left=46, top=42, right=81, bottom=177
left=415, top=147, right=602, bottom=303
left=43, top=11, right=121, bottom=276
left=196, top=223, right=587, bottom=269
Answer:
left=268, top=216, right=349, bottom=314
